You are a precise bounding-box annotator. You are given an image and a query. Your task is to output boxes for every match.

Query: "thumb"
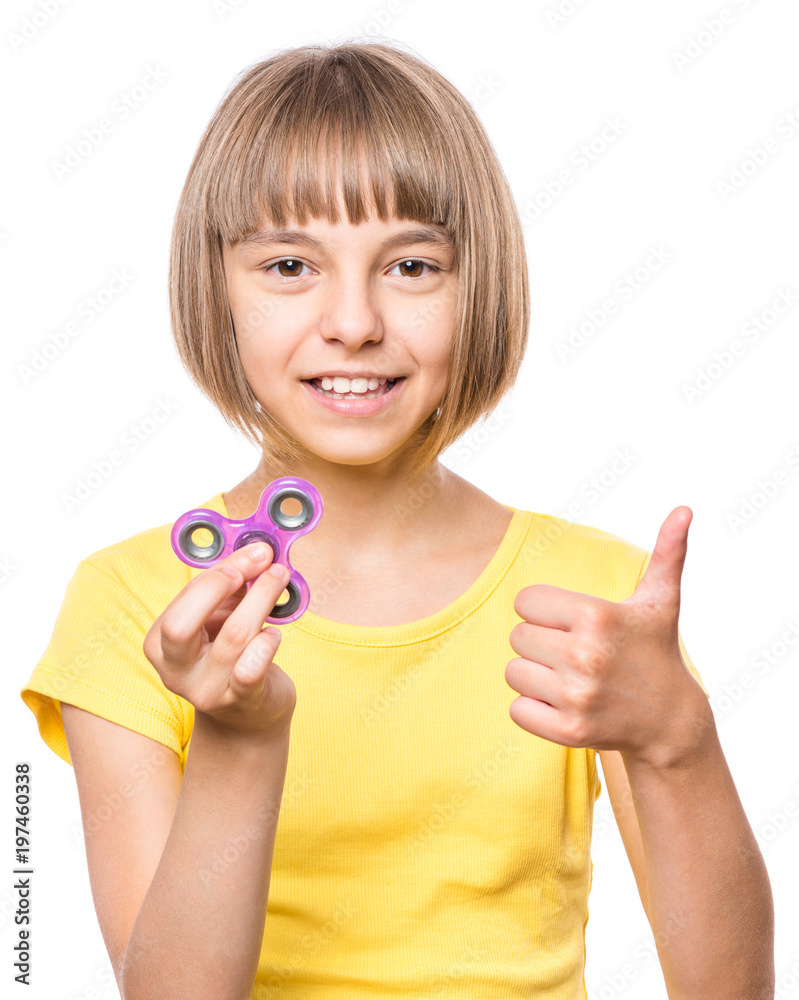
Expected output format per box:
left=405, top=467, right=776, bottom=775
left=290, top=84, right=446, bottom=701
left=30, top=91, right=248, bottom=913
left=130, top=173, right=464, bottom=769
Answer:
left=230, top=627, right=281, bottom=694
left=628, top=505, right=692, bottom=614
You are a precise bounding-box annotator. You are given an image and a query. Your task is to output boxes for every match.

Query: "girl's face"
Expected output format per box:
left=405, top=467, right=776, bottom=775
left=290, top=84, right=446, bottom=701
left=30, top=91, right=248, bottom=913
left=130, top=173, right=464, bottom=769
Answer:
left=221, top=209, right=458, bottom=472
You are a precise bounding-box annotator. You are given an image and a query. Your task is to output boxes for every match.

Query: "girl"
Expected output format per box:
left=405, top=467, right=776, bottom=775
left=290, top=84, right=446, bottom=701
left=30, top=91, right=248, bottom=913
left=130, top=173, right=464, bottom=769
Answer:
left=21, top=40, right=773, bottom=1000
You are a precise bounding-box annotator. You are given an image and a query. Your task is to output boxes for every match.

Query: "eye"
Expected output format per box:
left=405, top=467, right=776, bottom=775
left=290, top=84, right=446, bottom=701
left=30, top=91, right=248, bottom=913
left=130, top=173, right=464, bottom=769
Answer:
left=260, top=257, right=440, bottom=280
left=388, top=259, right=439, bottom=278
left=261, top=258, right=313, bottom=280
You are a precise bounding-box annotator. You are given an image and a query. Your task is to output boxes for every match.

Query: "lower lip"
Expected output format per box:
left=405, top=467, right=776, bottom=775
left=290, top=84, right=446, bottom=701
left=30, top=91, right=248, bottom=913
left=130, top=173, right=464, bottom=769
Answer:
left=301, top=378, right=406, bottom=416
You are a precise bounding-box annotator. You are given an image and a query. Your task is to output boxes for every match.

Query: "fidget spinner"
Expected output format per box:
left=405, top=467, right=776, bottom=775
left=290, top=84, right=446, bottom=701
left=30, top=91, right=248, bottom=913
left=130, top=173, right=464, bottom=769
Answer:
left=171, top=477, right=323, bottom=625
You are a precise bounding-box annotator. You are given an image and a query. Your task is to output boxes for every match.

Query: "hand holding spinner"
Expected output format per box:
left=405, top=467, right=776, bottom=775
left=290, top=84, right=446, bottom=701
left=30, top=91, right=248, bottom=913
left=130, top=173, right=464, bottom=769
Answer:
left=171, top=477, right=323, bottom=625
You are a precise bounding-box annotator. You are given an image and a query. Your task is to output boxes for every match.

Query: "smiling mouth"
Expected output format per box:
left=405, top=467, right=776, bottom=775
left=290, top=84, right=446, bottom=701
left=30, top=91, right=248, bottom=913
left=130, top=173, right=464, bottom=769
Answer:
left=304, top=377, right=405, bottom=399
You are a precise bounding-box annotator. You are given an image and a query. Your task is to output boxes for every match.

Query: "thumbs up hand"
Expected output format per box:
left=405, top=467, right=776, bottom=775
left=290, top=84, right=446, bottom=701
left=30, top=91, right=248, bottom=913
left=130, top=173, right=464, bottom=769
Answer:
left=505, top=506, right=708, bottom=769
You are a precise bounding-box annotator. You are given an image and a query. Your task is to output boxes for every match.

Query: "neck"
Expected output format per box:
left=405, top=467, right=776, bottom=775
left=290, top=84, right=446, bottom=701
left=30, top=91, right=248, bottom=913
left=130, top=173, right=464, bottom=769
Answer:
left=230, top=452, right=462, bottom=565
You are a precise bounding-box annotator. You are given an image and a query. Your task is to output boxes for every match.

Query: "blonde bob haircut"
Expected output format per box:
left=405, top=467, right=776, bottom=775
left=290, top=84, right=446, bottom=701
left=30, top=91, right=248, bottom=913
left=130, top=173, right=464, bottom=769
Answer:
left=169, top=39, right=529, bottom=483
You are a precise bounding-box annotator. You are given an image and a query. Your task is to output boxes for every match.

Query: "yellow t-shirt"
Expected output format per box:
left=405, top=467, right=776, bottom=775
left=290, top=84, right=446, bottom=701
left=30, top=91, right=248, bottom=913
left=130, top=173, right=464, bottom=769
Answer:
left=20, top=494, right=707, bottom=999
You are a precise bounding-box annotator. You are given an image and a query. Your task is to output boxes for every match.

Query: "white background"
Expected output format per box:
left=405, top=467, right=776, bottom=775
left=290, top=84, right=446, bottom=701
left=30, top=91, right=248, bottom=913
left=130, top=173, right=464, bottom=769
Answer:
left=2, top=1, right=798, bottom=997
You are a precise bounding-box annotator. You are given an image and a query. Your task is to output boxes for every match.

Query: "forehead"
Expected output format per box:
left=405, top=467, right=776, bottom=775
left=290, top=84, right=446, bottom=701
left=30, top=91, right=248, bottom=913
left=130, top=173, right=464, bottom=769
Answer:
left=234, top=217, right=456, bottom=255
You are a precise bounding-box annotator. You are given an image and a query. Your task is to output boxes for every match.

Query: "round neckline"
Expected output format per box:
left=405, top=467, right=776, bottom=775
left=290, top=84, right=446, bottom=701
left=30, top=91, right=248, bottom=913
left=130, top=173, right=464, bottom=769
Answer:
left=206, top=492, right=531, bottom=647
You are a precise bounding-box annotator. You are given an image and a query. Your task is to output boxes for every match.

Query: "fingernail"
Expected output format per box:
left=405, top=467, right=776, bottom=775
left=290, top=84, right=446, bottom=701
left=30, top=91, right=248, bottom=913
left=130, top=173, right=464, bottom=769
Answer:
left=268, top=562, right=288, bottom=580
left=249, top=543, right=270, bottom=561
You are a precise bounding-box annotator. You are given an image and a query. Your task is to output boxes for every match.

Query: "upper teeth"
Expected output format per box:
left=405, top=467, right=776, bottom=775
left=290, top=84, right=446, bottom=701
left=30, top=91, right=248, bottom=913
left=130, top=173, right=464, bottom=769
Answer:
left=317, top=376, right=391, bottom=393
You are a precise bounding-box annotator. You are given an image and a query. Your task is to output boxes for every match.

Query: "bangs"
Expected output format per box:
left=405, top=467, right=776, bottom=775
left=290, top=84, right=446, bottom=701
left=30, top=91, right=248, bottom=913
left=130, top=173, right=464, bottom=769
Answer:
left=206, top=49, right=465, bottom=245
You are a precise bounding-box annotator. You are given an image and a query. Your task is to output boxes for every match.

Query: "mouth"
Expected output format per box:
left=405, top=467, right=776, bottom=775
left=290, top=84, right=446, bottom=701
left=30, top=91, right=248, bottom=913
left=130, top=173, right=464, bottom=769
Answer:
left=302, top=376, right=406, bottom=400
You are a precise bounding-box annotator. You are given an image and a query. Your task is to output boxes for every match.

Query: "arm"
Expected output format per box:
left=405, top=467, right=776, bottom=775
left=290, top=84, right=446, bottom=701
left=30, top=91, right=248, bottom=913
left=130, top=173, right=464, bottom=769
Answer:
left=62, top=704, right=291, bottom=1000
left=601, top=699, right=774, bottom=1000
left=506, top=507, right=775, bottom=998
left=63, top=541, right=298, bottom=1000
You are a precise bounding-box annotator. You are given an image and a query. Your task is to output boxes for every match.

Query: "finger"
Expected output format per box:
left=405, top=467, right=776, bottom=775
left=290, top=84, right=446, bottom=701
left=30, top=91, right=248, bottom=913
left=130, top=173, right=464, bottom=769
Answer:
left=228, top=627, right=282, bottom=699
left=629, top=506, right=691, bottom=613
left=513, top=583, right=604, bottom=631
left=505, top=657, right=562, bottom=708
left=508, top=695, right=567, bottom=745
left=212, top=560, right=290, bottom=666
left=159, top=543, right=276, bottom=668
left=509, top=619, right=575, bottom=668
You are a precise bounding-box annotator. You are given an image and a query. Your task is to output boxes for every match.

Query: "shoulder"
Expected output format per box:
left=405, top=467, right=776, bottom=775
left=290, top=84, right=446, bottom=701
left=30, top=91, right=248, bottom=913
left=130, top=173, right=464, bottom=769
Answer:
left=21, top=498, right=223, bottom=768
left=73, top=493, right=224, bottom=618
left=509, top=508, right=649, bottom=603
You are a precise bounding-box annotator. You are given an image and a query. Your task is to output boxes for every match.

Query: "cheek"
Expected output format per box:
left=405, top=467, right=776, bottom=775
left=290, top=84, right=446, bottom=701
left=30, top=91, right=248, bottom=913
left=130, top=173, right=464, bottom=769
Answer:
left=429, top=295, right=458, bottom=365
left=229, top=294, right=281, bottom=348
left=227, top=290, right=303, bottom=375
left=224, top=266, right=291, bottom=345
left=430, top=323, right=457, bottom=380
left=398, top=301, right=456, bottom=369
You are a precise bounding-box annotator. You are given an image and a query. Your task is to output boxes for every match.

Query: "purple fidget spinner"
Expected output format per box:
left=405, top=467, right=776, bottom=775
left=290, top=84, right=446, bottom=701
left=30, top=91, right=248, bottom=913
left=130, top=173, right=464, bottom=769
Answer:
left=171, top=477, right=323, bottom=625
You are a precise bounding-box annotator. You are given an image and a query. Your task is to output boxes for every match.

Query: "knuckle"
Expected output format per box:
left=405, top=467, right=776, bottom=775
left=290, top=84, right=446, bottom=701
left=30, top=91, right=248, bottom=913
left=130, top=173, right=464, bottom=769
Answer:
left=222, top=619, right=252, bottom=648
left=648, top=578, right=678, bottom=609
left=567, top=673, right=597, bottom=712
left=190, top=693, right=214, bottom=714
left=161, top=673, right=188, bottom=700
left=577, top=602, right=601, bottom=629
left=563, top=715, right=591, bottom=747
left=190, top=684, right=221, bottom=715
left=159, top=614, right=191, bottom=648
left=142, top=627, right=160, bottom=664
left=238, top=645, right=267, bottom=676
left=217, top=561, right=245, bottom=587
left=573, top=639, right=604, bottom=673
left=578, top=601, right=613, bottom=636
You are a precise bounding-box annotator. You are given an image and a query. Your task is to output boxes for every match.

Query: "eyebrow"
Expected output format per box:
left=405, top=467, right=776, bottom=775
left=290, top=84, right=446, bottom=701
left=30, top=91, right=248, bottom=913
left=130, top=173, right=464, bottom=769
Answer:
left=236, top=225, right=455, bottom=255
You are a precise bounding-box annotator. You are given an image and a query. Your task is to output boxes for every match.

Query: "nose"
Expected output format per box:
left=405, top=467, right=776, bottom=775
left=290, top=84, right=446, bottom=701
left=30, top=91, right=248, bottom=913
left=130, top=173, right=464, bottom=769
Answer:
left=318, top=271, right=383, bottom=351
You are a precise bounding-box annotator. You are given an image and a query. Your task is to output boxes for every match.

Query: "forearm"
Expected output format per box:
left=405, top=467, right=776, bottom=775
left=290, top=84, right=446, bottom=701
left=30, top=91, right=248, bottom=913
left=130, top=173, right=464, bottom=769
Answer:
left=120, top=712, right=291, bottom=1000
left=622, top=699, right=774, bottom=1000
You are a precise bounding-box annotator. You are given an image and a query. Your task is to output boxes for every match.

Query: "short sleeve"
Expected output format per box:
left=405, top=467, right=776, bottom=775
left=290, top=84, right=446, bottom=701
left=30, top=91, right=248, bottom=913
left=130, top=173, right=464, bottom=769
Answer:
left=20, top=558, right=190, bottom=767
